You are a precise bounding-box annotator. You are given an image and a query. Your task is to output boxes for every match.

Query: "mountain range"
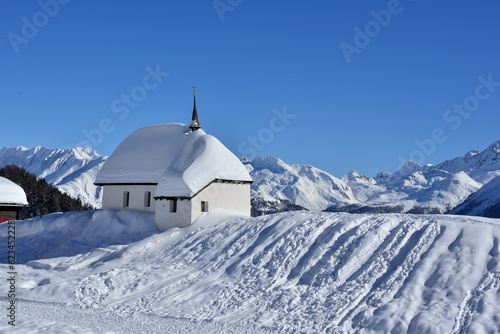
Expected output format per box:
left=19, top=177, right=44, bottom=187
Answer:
left=244, top=140, right=500, bottom=216
left=1, top=140, right=499, bottom=217
left=0, top=146, right=106, bottom=208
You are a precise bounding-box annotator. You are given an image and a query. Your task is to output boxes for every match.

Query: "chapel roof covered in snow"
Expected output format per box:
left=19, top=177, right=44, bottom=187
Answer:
left=94, top=123, right=252, bottom=198
left=0, top=176, right=28, bottom=206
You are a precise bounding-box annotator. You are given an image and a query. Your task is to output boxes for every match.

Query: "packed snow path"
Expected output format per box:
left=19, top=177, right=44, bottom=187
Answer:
left=1, top=210, right=499, bottom=333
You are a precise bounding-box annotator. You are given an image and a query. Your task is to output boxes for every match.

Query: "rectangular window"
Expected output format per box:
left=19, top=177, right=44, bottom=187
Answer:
left=144, top=191, right=151, bottom=208
left=123, top=191, right=130, bottom=208
left=170, top=199, right=177, bottom=213
left=201, top=201, right=209, bottom=212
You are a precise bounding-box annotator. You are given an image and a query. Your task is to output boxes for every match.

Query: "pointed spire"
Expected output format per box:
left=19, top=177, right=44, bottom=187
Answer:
left=189, top=84, right=201, bottom=132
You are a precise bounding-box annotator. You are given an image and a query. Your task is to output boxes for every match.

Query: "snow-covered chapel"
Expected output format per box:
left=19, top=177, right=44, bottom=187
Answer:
left=94, top=87, right=253, bottom=230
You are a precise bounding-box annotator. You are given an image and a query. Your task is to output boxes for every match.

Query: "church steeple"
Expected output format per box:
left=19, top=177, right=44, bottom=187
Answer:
left=189, top=84, right=202, bottom=132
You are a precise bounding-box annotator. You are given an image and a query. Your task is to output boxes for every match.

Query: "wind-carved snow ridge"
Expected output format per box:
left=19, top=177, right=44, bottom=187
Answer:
left=3, top=210, right=497, bottom=333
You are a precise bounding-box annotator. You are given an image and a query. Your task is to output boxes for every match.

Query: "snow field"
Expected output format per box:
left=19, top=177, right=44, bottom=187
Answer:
left=0, top=209, right=499, bottom=333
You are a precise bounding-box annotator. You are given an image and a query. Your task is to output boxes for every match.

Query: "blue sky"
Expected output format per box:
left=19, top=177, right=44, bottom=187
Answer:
left=1, top=1, right=500, bottom=177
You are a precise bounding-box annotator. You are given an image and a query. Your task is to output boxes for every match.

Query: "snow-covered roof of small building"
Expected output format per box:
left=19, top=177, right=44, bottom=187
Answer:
left=0, top=176, right=28, bottom=206
left=95, top=123, right=252, bottom=198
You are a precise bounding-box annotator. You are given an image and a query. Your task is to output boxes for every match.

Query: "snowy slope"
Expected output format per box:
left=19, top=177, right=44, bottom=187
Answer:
left=245, top=155, right=356, bottom=211
left=0, top=146, right=106, bottom=208
left=1, top=210, right=499, bottom=333
left=341, top=170, right=380, bottom=203
left=451, top=175, right=500, bottom=218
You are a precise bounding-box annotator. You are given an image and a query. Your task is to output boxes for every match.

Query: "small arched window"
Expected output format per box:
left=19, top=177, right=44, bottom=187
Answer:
left=144, top=191, right=151, bottom=208
left=123, top=191, right=130, bottom=208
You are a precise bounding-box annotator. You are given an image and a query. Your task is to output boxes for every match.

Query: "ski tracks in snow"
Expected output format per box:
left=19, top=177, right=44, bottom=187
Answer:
left=451, top=271, right=500, bottom=334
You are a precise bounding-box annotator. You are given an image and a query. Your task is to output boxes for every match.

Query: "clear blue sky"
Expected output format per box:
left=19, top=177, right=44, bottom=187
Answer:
left=1, top=0, right=500, bottom=177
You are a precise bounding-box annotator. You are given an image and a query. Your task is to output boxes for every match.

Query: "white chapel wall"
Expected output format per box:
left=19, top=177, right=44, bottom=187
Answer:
left=155, top=198, right=191, bottom=230
left=101, top=185, right=157, bottom=213
left=191, top=181, right=251, bottom=222
left=154, top=181, right=251, bottom=231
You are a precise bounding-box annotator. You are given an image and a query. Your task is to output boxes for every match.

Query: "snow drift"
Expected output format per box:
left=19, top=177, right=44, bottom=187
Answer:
left=1, top=210, right=499, bottom=333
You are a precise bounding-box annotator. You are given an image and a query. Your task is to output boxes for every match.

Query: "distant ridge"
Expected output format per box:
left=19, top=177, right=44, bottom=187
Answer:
left=0, top=146, right=107, bottom=208
left=1, top=139, right=499, bottom=218
left=450, top=175, right=500, bottom=218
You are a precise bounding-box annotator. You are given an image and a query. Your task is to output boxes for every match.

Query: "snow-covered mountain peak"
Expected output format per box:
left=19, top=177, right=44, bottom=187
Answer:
left=396, top=160, right=423, bottom=178
left=375, top=171, right=391, bottom=183
left=487, top=139, right=500, bottom=152
left=465, top=150, right=480, bottom=158
left=247, top=156, right=356, bottom=211
left=436, top=139, right=500, bottom=184
left=346, top=169, right=359, bottom=178
left=250, top=155, right=288, bottom=173
left=73, top=146, right=102, bottom=159
left=342, top=169, right=374, bottom=185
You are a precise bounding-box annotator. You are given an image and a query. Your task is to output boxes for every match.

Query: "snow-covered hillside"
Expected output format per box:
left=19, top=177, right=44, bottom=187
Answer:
left=1, top=210, right=499, bottom=333
left=0, top=146, right=106, bottom=208
left=451, top=175, right=500, bottom=218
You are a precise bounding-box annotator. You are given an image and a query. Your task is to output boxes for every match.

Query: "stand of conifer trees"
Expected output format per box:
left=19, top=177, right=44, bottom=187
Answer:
left=0, top=165, right=94, bottom=219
